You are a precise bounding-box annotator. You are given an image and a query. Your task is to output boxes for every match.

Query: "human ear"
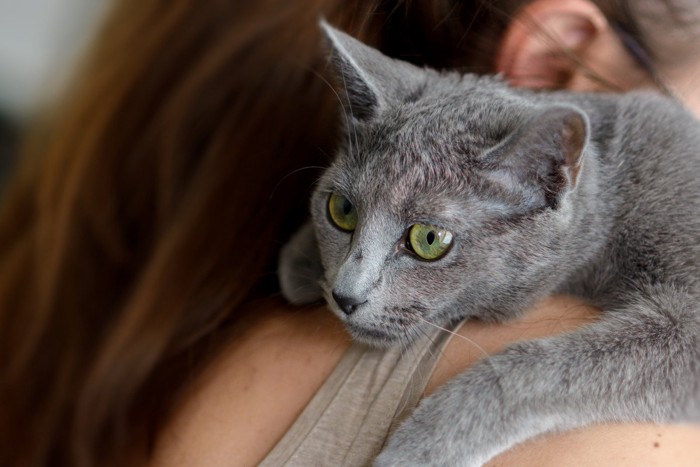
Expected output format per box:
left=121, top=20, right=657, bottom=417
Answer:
left=496, top=0, right=608, bottom=90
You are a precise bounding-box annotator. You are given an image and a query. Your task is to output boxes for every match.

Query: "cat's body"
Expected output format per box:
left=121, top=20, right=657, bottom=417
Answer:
left=279, top=23, right=700, bottom=466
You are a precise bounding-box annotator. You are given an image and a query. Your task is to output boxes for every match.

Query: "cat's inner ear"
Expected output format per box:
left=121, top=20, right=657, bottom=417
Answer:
left=320, top=21, right=425, bottom=121
left=483, top=106, right=589, bottom=210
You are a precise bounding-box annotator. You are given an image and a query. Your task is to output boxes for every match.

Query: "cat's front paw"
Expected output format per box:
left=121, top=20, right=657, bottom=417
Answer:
left=278, top=222, right=325, bottom=305
left=375, top=359, right=521, bottom=467
left=374, top=423, right=464, bottom=467
left=375, top=411, right=483, bottom=467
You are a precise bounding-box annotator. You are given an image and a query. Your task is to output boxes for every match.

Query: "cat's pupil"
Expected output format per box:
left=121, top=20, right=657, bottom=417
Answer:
left=427, top=231, right=435, bottom=245
left=343, top=199, right=352, bottom=215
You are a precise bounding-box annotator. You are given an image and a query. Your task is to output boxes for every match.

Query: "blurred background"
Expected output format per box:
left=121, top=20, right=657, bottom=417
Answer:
left=0, top=0, right=110, bottom=182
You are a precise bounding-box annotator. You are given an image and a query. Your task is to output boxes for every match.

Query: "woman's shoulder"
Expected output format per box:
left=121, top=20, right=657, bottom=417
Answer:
left=152, top=296, right=700, bottom=466
left=151, top=299, right=351, bottom=466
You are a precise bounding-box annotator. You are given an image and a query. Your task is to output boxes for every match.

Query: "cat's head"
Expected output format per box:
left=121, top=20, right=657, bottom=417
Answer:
left=312, top=23, right=591, bottom=346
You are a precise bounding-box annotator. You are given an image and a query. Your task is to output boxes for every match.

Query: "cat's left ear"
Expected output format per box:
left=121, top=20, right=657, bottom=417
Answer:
left=320, top=21, right=426, bottom=121
left=483, top=106, right=589, bottom=210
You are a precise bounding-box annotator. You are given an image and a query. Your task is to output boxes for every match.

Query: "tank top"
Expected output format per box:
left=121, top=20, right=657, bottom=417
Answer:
left=260, top=323, right=462, bottom=466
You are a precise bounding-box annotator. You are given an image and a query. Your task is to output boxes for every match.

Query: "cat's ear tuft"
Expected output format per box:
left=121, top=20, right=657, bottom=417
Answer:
left=319, top=21, right=425, bottom=121
left=483, top=106, right=589, bottom=210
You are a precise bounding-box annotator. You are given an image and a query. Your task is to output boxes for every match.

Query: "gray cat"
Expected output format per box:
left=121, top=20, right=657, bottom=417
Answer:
left=279, top=22, right=700, bottom=466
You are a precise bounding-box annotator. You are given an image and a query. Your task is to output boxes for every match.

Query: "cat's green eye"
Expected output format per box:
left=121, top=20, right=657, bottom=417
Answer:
left=407, top=224, right=453, bottom=260
left=328, top=192, right=358, bottom=232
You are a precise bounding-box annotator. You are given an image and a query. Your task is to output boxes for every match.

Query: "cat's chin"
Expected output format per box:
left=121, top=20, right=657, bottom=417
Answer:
left=344, top=322, right=407, bottom=348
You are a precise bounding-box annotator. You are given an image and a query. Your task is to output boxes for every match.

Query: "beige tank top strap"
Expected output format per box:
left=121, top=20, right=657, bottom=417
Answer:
left=260, top=323, right=462, bottom=467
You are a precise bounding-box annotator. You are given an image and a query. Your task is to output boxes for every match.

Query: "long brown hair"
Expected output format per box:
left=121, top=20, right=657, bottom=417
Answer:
left=0, top=0, right=351, bottom=464
left=0, top=0, right=689, bottom=465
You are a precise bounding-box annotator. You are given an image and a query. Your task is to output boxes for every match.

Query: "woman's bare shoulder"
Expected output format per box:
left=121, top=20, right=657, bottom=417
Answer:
left=153, top=295, right=700, bottom=466
left=151, top=299, right=350, bottom=467
left=492, top=423, right=700, bottom=467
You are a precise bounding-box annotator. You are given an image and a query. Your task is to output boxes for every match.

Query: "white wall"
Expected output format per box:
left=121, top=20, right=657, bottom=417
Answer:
left=0, top=0, right=110, bottom=120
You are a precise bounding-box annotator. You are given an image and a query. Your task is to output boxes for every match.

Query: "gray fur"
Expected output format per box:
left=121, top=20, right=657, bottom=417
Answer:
left=279, top=23, right=700, bottom=466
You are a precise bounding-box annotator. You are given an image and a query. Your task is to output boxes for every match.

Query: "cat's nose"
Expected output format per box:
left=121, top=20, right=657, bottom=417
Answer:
left=332, top=290, right=366, bottom=315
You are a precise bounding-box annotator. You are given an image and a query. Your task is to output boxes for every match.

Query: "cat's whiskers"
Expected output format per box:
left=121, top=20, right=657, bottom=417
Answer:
left=417, top=316, right=511, bottom=393
left=416, top=316, right=492, bottom=361
left=309, top=67, right=358, bottom=158
left=285, top=280, right=322, bottom=297
left=337, top=67, right=361, bottom=158
left=319, top=281, right=335, bottom=307
left=283, top=243, right=319, bottom=263
left=412, top=324, right=445, bottom=391
left=269, top=165, right=327, bottom=200
left=391, top=329, right=427, bottom=418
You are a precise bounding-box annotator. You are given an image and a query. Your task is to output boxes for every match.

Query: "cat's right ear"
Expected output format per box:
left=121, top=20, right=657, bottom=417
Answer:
left=481, top=106, right=589, bottom=211
left=320, top=21, right=424, bottom=121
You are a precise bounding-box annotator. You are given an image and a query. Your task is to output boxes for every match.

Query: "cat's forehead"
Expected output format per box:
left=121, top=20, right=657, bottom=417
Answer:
left=323, top=156, right=503, bottom=230
left=405, top=75, right=527, bottom=132
left=352, top=82, right=526, bottom=159
left=329, top=141, right=478, bottom=215
left=334, top=104, right=514, bottom=189
left=325, top=79, right=531, bottom=214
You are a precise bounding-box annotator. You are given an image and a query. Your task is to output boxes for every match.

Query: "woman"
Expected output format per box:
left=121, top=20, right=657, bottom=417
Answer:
left=1, top=0, right=699, bottom=465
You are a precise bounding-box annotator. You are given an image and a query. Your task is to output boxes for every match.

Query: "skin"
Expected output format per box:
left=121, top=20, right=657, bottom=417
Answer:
left=154, top=0, right=700, bottom=464
left=153, top=297, right=700, bottom=466
left=152, top=299, right=352, bottom=466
